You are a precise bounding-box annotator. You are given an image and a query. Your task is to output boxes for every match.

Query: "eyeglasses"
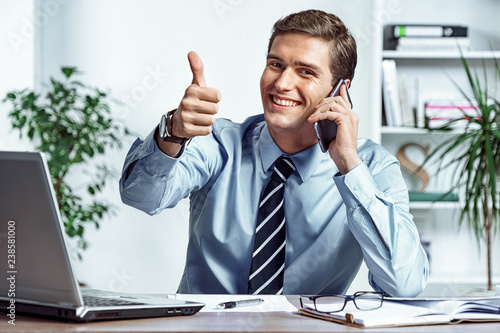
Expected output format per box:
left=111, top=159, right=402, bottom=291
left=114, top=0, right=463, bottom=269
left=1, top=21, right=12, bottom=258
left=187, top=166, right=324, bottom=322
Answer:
left=300, top=291, right=385, bottom=313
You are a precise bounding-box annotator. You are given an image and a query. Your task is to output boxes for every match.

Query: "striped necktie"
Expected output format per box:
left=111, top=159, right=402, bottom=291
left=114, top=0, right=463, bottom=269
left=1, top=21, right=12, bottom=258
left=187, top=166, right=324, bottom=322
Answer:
left=248, top=156, right=296, bottom=294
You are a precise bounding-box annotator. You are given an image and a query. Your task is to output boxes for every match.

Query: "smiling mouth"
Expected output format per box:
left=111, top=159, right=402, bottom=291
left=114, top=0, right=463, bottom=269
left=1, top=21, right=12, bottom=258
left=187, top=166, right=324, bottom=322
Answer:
left=271, top=95, right=301, bottom=107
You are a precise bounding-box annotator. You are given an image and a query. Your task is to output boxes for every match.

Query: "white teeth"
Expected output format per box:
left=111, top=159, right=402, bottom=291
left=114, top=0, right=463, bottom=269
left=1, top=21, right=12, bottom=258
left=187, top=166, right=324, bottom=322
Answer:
left=273, top=96, right=298, bottom=107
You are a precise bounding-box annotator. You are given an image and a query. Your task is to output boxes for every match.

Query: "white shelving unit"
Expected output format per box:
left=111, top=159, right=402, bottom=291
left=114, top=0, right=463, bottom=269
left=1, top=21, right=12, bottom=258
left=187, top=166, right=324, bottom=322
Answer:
left=380, top=53, right=500, bottom=199
left=376, top=0, right=500, bottom=292
left=380, top=33, right=500, bottom=208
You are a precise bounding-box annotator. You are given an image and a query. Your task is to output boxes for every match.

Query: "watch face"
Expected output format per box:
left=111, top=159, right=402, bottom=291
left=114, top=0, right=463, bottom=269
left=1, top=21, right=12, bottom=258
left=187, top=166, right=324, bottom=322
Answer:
left=159, top=114, right=167, bottom=138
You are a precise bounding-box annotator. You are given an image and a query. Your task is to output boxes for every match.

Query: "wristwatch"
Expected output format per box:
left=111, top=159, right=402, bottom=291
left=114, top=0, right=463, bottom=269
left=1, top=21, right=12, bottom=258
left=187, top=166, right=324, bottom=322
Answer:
left=159, top=109, right=189, bottom=145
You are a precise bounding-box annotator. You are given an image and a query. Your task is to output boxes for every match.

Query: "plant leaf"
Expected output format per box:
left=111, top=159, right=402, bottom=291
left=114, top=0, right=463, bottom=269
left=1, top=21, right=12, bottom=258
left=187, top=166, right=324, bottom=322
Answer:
left=61, top=67, right=78, bottom=79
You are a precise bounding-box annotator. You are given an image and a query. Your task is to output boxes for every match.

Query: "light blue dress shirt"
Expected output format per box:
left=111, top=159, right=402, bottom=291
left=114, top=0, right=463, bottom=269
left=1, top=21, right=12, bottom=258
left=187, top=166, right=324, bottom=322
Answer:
left=120, top=114, right=428, bottom=296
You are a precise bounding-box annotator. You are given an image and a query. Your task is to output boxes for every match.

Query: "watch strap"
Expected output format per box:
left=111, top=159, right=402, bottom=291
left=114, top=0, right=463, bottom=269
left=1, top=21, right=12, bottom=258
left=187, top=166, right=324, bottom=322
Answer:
left=161, top=110, right=189, bottom=145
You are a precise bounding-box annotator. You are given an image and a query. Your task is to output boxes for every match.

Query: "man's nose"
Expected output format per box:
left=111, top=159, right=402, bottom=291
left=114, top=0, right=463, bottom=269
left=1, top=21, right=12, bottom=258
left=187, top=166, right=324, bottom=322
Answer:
left=274, top=69, right=295, bottom=92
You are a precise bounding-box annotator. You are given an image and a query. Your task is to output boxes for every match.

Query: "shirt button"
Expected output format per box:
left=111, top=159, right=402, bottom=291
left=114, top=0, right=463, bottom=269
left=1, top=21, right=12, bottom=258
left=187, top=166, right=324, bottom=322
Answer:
left=353, top=186, right=359, bottom=191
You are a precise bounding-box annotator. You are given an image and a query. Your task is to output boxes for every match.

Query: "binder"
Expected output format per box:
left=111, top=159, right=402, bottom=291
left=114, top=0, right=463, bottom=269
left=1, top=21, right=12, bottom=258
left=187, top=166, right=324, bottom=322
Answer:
left=391, top=24, right=468, bottom=38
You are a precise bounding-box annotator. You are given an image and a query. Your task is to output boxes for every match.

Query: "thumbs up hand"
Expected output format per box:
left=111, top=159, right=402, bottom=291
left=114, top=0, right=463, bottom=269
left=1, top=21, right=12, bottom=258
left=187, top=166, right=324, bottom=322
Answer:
left=171, top=51, right=221, bottom=139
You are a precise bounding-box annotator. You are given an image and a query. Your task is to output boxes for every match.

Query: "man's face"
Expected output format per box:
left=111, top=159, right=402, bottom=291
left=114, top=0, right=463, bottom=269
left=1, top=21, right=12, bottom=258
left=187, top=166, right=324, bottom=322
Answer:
left=260, top=32, right=334, bottom=145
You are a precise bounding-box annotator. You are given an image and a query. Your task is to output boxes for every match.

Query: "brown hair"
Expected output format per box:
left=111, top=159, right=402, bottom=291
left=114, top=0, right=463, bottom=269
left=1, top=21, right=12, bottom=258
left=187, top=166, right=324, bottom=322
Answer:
left=267, top=9, right=357, bottom=85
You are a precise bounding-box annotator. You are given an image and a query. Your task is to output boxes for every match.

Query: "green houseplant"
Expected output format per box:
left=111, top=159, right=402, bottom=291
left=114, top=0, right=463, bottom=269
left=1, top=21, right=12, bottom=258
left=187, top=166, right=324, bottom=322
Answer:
left=424, top=54, right=500, bottom=290
left=2, top=67, right=130, bottom=256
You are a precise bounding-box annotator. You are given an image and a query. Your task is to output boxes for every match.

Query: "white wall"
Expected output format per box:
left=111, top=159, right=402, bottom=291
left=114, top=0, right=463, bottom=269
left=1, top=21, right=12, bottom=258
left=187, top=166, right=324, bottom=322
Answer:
left=0, top=0, right=34, bottom=151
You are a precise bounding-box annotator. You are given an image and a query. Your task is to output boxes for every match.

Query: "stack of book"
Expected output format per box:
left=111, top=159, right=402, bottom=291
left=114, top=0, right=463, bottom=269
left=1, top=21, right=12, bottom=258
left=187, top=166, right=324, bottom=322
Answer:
left=382, top=59, right=415, bottom=127
left=425, top=99, right=480, bottom=129
left=387, top=24, right=470, bottom=52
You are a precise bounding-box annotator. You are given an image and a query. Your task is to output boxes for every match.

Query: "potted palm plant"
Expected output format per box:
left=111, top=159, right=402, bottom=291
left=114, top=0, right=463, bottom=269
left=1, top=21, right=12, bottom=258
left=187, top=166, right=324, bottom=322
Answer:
left=424, top=53, right=500, bottom=290
left=2, top=67, right=131, bottom=257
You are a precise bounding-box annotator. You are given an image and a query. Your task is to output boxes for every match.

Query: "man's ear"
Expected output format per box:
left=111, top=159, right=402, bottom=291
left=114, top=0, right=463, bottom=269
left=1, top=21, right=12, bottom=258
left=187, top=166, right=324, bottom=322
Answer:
left=344, top=79, right=351, bottom=89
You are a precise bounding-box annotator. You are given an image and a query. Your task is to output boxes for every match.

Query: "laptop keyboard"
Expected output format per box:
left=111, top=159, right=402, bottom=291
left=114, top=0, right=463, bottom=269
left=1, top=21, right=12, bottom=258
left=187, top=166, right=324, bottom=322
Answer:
left=83, top=295, right=146, bottom=307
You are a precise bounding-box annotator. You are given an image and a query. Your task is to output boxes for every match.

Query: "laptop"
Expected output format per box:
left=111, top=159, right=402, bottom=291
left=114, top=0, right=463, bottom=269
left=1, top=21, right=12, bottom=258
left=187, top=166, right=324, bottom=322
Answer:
left=0, top=151, right=204, bottom=322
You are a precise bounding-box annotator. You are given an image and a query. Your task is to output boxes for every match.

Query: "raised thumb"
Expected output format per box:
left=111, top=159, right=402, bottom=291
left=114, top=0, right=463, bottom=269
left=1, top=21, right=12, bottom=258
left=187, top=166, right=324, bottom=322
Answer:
left=188, top=51, right=206, bottom=87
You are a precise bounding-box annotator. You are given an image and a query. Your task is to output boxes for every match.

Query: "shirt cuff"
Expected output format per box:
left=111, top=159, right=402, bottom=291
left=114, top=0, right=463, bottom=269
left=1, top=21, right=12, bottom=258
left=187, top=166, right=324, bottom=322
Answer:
left=126, top=127, right=181, bottom=180
left=333, top=162, right=379, bottom=209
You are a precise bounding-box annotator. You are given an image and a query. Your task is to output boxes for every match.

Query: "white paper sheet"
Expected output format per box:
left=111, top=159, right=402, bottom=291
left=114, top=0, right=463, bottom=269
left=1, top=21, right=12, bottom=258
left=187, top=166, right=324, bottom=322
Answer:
left=173, top=294, right=297, bottom=312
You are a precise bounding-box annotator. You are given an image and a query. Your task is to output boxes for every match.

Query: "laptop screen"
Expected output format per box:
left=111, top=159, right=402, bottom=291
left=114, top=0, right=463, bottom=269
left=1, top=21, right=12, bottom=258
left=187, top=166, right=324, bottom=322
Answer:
left=0, top=151, right=83, bottom=307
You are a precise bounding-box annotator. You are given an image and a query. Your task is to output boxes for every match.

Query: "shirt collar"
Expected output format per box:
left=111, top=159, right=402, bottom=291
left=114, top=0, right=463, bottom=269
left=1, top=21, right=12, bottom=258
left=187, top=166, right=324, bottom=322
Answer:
left=259, top=124, right=333, bottom=182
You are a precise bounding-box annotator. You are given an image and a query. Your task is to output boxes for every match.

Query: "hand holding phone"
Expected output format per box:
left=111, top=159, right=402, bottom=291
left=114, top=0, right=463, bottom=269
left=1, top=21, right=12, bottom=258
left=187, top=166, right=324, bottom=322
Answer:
left=313, top=79, right=353, bottom=153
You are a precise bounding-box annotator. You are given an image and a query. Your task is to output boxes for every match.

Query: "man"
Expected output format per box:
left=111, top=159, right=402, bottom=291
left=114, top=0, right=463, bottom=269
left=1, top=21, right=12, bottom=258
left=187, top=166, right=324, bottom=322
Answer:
left=120, top=9, right=429, bottom=296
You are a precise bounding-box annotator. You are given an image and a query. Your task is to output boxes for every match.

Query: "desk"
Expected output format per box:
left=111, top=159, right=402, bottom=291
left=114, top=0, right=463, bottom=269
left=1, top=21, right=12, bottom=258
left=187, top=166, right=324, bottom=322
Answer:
left=1, top=296, right=499, bottom=332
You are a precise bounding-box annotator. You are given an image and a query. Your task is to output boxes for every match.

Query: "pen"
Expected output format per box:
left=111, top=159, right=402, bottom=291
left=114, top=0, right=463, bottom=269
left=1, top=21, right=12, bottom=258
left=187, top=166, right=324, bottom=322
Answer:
left=216, top=298, right=264, bottom=309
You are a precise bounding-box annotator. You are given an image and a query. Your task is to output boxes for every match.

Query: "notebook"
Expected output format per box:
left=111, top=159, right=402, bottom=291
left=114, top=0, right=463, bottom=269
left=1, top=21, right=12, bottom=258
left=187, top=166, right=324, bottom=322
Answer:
left=0, top=151, right=204, bottom=322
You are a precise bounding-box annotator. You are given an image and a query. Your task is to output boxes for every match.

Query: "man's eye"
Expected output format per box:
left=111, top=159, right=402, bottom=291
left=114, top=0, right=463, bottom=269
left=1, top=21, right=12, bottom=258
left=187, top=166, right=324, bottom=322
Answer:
left=300, top=69, right=314, bottom=76
left=270, top=62, right=283, bottom=69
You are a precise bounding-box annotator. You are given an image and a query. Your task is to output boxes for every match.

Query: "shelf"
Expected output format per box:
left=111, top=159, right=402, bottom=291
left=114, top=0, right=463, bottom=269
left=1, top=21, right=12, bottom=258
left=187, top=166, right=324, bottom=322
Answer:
left=382, top=127, right=429, bottom=134
left=409, top=201, right=460, bottom=210
left=381, top=126, right=462, bottom=135
left=382, top=50, right=500, bottom=60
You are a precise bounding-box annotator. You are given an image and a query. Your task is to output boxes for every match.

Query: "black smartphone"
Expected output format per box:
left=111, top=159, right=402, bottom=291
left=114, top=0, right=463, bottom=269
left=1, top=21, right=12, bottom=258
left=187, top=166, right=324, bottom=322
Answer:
left=313, top=79, right=353, bottom=153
